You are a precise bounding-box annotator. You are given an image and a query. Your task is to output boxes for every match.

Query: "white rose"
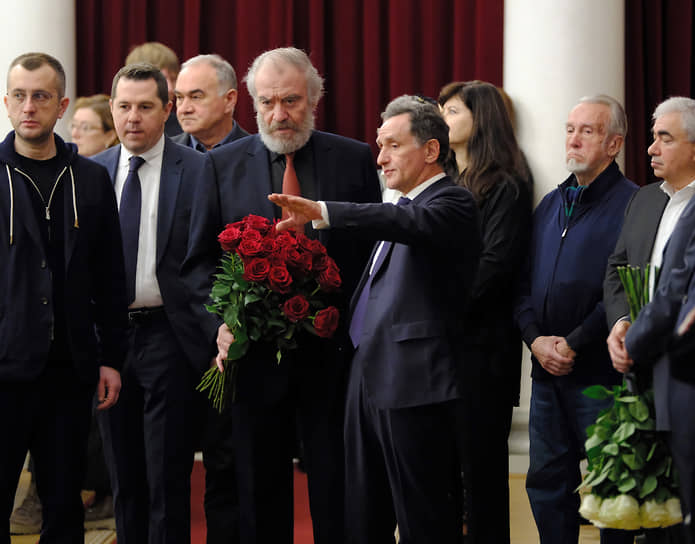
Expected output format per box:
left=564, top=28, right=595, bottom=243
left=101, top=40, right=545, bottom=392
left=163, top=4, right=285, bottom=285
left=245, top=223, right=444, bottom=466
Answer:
left=579, top=494, right=602, bottom=522
left=665, top=498, right=683, bottom=526
left=640, top=500, right=668, bottom=528
left=598, top=494, right=640, bottom=529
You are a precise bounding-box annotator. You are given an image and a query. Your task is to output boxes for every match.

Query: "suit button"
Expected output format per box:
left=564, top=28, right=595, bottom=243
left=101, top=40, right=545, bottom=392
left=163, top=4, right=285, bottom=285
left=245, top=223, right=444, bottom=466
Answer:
left=684, top=295, right=689, bottom=305
left=40, top=297, right=48, bottom=305
left=40, top=259, right=47, bottom=269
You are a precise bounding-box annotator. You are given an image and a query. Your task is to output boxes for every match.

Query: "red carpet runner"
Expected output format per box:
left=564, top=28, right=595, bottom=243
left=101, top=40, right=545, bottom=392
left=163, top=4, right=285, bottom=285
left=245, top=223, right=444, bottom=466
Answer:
left=190, top=461, right=314, bottom=544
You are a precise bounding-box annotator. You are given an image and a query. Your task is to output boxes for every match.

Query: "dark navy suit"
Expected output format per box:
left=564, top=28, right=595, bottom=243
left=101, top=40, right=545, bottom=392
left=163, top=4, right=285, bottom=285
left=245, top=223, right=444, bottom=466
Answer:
left=326, top=176, right=481, bottom=543
left=185, top=131, right=381, bottom=544
left=92, top=138, right=208, bottom=544
left=624, top=193, right=695, bottom=542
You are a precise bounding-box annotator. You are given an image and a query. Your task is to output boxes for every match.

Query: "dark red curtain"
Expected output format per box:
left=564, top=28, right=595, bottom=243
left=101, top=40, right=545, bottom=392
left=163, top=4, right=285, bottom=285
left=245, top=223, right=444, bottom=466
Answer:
left=625, top=0, right=695, bottom=186
left=76, top=0, right=503, bottom=152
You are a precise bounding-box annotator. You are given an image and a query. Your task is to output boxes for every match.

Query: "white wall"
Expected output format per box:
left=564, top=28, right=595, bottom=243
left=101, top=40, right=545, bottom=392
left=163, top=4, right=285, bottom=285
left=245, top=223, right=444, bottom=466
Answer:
left=0, top=0, right=76, bottom=140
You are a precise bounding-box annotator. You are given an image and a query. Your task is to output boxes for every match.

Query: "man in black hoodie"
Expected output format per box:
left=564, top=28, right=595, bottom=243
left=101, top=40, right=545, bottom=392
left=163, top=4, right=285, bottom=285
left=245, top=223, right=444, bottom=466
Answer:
left=0, top=52, right=127, bottom=543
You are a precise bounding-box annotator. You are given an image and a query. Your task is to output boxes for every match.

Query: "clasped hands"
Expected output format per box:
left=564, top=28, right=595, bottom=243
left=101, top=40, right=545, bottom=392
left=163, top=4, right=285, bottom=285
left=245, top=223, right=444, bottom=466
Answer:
left=530, top=336, right=576, bottom=376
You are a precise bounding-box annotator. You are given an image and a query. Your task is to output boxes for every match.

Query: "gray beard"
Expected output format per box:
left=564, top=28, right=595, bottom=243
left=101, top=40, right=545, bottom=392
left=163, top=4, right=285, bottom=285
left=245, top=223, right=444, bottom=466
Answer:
left=566, top=158, right=589, bottom=173
left=257, top=111, right=314, bottom=155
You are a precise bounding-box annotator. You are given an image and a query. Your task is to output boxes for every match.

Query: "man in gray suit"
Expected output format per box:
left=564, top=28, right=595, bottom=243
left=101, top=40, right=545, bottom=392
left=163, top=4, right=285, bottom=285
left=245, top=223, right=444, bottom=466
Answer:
left=608, top=96, right=695, bottom=543
left=173, top=54, right=248, bottom=152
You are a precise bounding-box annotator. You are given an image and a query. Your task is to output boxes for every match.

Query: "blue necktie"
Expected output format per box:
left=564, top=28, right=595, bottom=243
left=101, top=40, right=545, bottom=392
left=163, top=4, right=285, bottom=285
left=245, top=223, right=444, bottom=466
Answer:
left=120, top=156, right=145, bottom=304
left=349, top=196, right=411, bottom=348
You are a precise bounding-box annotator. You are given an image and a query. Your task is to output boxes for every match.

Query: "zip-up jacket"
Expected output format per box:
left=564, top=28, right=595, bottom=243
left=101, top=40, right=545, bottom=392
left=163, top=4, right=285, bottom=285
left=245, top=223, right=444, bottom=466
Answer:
left=0, top=131, right=128, bottom=384
left=514, top=161, right=637, bottom=383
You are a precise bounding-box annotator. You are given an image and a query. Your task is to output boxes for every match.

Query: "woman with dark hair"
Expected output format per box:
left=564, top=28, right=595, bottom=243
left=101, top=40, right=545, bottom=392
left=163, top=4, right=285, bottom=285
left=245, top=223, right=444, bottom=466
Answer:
left=439, top=80, right=532, bottom=544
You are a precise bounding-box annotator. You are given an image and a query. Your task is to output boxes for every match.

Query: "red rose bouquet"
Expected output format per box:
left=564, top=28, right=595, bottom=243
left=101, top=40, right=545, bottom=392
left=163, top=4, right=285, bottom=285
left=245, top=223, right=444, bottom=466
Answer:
left=197, top=214, right=341, bottom=411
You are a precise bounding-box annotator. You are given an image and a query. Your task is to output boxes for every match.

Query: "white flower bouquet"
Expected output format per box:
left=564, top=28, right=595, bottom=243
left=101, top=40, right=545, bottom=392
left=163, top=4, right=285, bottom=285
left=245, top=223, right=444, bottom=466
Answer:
left=578, top=265, right=682, bottom=530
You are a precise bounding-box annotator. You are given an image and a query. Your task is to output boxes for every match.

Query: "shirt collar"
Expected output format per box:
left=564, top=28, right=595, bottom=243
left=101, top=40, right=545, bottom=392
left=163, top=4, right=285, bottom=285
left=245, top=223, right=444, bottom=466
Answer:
left=120, top=134, right=165, bottom=166
left=403, top=172, right=446, bottom=201
left=659, top=178, right=695, bottom=199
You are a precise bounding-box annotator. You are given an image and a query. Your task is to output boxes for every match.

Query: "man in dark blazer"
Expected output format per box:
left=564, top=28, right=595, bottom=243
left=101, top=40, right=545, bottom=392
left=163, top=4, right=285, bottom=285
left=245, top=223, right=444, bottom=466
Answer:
left=0, top=51, right=127, bottom=544
left=184, top=47, right=381, bottom=544
left=92, top=63, right=208, bottom=544
left=607, top=97, right=695, bottom=543
left=172, top=54, right=249, bottom=152
left=265, top=94, right=481, bottom=543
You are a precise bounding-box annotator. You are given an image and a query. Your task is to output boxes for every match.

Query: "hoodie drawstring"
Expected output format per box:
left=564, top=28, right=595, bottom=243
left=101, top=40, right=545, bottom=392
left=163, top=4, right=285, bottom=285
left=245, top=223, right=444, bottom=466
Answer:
left=69, top=165, right=78, bottom=229
left=6, top=165, right=13, bottom=245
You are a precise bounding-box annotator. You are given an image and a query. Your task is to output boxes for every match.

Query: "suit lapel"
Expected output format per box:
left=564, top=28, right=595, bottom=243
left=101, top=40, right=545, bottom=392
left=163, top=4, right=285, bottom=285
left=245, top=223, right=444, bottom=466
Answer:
left=248, top=137, right=276, bottom=218
left=312, top=133, right=337, bottom=202
left=156, top=138, right=182, bottom=265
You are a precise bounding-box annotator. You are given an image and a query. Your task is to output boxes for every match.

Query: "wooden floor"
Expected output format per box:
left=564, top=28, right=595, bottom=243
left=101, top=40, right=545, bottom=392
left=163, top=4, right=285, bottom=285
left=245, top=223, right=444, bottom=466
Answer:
left=509, top=473, right=600, bottom=543
left=11, top=470, right=601, bottom=543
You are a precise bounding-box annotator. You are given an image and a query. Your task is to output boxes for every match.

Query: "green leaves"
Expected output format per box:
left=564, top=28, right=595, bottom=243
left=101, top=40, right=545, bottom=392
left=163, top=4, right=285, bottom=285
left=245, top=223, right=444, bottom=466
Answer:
left=578, top=380, right=680, bottom=505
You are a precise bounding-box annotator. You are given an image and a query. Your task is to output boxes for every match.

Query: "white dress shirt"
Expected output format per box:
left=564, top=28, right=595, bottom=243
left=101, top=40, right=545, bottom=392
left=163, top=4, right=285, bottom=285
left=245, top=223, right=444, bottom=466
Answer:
left=114, top=135, right=165, bottom=308
left=649, top=179, right=695, bottom=295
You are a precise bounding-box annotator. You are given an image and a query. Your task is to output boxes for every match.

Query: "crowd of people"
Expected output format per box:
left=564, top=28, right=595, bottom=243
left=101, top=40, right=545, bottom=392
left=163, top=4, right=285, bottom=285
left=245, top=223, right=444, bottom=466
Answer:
left=0, top=41, right=694, bottom=544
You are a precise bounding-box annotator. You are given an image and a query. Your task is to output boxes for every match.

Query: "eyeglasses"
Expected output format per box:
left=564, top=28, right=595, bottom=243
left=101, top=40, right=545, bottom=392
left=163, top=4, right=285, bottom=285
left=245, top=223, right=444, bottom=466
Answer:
left=70, top=122, right=103, bottom=133
left=8, top=90, right=56, bottom=107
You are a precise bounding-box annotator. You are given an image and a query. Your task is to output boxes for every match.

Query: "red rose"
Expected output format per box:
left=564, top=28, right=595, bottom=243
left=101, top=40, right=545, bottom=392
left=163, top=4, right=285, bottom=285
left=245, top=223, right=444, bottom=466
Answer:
left=241, top=228, right=262, bottom=242
left=307, top=238, right=327, bottom=257
left=243, top=214, right=272, bottom=234
left=218, top=225, right=242, bottom=252
left=274, top=231, right=298, bottom=251
left=313, top=306, right=340, bottom=338
left=268, top=265, right=293, bottom=293
left=285, top=248, right=313, bottom=276
left=282, top=295, right=311, bottom=322
left=261, top=236, right=275, bottom=254
left=243, top=258, right=271, bottom=282
left=237, top=238, right=264, bottom=259
left=318, top=262, right=342, bottom=292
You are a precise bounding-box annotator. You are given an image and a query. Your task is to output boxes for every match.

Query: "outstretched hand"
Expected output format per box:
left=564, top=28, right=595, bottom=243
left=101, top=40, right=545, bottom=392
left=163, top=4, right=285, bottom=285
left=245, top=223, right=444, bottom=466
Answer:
left=268, top=193, right=322, bottom=232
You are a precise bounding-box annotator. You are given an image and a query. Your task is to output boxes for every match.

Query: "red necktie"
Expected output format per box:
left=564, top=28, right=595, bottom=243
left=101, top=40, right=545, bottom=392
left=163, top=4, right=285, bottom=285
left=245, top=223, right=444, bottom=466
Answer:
left=282, top=153, right=301, bottom=220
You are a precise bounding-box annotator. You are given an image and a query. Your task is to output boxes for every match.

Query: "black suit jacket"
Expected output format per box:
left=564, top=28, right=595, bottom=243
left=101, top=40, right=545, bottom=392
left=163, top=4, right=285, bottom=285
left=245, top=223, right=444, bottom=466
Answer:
left=184, top=130, right=381, bottom=403
left=171, top=121, right=249, bottom=150
left=92, top=137, right=210, bottom=374
left=604, top=182, right=669, bottom=327
left=329, top=177, right=481, bottom=409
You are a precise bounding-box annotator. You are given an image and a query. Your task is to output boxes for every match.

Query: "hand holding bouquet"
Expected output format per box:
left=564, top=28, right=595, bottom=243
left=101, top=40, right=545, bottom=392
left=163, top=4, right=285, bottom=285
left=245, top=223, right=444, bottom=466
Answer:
left=197, top=215, right=341, bottom=411
left=578, top=264, right=682, bottom=530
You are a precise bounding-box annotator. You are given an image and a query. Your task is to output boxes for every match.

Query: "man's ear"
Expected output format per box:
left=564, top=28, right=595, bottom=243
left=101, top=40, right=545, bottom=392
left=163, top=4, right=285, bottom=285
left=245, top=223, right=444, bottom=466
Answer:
left=606, top=134, right=624, bottom=158
left=224, top=88, right=238, bottom=115
left=424, top=138, right=440, bottom=164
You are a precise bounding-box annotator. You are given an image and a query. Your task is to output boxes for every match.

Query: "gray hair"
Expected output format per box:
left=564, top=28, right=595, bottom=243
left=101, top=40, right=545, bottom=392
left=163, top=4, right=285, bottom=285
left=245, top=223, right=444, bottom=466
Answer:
left=244, top=47, right=324, bottom=108
left=653, top=96, right=695, bottom=142
left=382, top=94, right=450, bottom=167
left=578, top=94, right=628, bottom=138
left=180, top=54, right=237, bottom=95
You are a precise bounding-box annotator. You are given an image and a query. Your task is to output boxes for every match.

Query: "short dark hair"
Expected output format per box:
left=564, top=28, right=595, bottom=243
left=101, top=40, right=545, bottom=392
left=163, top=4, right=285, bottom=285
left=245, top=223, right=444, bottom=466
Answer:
left=111, top=63, right=169, bottom=107
left=8, top=52, right=66, bottom=97
left=382, top=94, right=450, bottom=167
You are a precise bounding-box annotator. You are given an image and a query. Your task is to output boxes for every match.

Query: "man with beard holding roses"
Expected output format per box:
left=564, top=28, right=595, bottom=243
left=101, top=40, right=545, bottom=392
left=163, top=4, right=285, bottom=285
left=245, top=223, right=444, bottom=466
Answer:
left=184, top=47, right=380, bottom=544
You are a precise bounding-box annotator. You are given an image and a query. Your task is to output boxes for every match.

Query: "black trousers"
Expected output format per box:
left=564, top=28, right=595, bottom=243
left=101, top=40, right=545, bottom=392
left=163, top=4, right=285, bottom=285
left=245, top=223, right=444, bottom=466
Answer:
left=99, top=314, right=198, bottom=544
left=0, top=366, right=93, bottom=544
left=344, top=372, right=463, bottom=544
left=203, top=340, right=347, bottom=544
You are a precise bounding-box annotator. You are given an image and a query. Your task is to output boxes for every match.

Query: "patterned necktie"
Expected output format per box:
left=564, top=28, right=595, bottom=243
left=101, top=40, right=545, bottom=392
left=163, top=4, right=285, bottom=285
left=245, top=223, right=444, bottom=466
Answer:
left=282, top=153, right=301, bottom=220
left=349, top=196, right=411, bottom=348
left=120, top=156, right=146, bottom=304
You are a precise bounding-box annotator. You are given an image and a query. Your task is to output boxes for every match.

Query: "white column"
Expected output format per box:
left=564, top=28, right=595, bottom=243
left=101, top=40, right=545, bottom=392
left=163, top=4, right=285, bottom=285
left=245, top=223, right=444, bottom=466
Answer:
left=0, top=0, right=76, bottom=140
left=503, top=0, right=625, bottom=473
